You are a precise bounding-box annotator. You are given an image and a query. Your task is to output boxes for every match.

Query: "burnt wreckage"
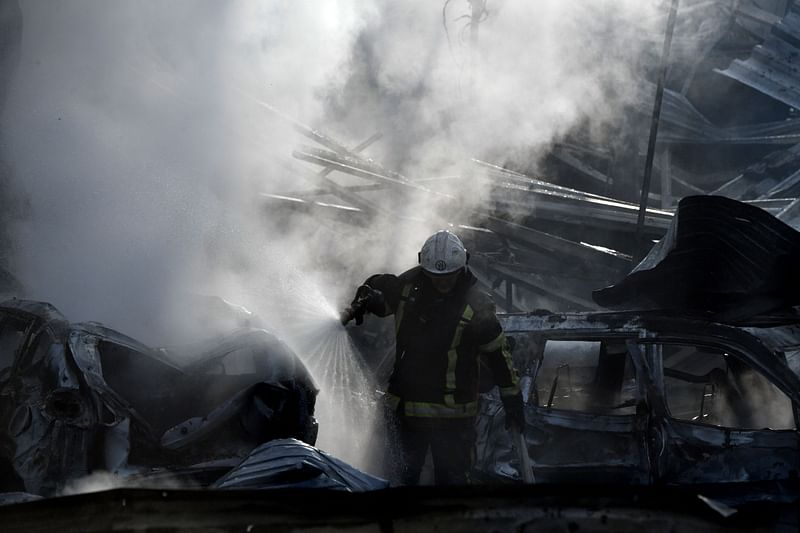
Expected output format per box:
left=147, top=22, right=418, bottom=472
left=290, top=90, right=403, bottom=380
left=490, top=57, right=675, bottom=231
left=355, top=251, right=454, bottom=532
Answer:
left=0, top=299, right=328, bottom=496
left=3, top=198, right=797, bottom=508
left=4, top=1, right=800, bottom=531
left=261, top=0, right=800, bottom=512
left=476, top=198, right=800, bottom=490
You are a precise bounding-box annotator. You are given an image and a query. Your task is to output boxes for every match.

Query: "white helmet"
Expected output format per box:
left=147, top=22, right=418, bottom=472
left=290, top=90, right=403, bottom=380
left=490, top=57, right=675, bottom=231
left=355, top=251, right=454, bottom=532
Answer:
left=418, top=230, right=468, bottom=275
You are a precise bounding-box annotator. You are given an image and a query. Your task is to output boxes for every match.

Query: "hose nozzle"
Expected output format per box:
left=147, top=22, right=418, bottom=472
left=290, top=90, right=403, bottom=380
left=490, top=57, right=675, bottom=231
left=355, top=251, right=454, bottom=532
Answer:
left=340, top=305, right=357, bottom=326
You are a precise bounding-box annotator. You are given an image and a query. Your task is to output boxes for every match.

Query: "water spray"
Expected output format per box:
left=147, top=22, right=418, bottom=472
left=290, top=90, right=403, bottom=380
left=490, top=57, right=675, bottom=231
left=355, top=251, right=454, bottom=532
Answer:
left=250, top=272, right=380, bottom=472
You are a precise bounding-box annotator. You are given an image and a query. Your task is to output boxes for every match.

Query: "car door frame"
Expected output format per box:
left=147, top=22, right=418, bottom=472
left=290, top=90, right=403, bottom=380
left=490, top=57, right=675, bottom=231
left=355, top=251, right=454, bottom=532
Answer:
left=635, top=322, right=800, bottom=485
left=520, top=329, right=652, bottom=484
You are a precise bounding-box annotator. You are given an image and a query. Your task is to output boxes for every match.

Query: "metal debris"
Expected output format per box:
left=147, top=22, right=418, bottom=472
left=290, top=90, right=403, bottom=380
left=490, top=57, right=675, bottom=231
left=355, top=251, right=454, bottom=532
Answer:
left=0, top=299, right=319, bottom=496
left=213, top=438, right=389, bottom=491
left=717, top=4, right=800, bottom=111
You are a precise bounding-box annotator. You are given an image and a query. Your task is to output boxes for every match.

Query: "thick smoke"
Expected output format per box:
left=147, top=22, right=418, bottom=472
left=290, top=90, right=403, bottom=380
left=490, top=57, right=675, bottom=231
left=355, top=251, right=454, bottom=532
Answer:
left=2, top=1, right=678, bottom=334
left=327, top=1, right=665, bottom=174
left=3, top=1, right=368, bottom=340
left=2, top=1, right=715, bottom=467
left=59, top=471, right=196, bottom=496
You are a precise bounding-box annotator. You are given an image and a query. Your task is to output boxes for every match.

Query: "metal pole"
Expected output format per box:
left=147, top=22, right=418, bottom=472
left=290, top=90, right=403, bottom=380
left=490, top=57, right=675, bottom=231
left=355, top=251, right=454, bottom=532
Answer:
left=634, top=0, right=680, bottom=263
left=511, top=427, right=535, bottom=483
left=660, top=148, right=672, bottom=209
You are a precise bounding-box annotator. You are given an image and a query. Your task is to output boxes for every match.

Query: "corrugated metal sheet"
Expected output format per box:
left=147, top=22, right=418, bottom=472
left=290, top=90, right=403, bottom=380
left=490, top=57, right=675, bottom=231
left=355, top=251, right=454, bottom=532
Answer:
left=716, top=2, right=800, bottom=109
left=659, top=89, right=800, bottom=144
left=711, top=143, right=800, bottom=198
left=213, top=438, right=388, bottom=491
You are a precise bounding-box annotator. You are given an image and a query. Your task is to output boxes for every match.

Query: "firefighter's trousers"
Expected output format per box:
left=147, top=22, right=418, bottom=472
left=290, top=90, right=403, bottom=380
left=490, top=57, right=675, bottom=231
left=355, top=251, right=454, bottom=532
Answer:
left=393, top=415, right=475, bottom=486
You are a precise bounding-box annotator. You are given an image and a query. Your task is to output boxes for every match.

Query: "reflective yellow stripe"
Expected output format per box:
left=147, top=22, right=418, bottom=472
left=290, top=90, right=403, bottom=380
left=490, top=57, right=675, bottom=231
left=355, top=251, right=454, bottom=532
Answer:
left=445, top=305, right=474, bottom=401
left=394, top=284, right=412, bottom=334
left=478, top=332, right=505, bottom=353
left=499, top=384, right=520, bottom=397
left=483, top=332, right=519, bottom=393
left=404, top=401, right=478, bottom=418
left=502, top=338, right=519, bottom=388
left=451, top=306, right=473, bottom=348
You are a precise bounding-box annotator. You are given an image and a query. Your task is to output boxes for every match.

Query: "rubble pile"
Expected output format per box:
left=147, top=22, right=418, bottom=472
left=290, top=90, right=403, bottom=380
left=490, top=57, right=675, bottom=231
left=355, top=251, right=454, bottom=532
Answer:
left=268, top=1, right=800, bottom=314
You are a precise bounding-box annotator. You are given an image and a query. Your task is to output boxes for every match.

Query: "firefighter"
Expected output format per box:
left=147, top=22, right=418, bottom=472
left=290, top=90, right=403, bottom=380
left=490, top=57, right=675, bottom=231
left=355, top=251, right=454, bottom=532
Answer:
left=342, top=230, right=524, bottom=485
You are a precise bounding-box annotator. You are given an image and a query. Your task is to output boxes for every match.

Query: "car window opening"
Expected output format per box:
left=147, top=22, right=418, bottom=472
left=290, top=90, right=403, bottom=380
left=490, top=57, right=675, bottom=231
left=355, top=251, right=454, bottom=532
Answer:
left=657, top=343, right=796, bottom=431
left=534, top=339, right=638, bottom=416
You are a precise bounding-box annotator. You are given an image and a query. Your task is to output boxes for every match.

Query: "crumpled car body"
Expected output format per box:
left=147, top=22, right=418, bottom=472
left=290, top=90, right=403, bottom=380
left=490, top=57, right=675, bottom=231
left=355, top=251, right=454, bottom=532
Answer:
left=475, top=310, right=800, bottom=491
left=473, top=196, right=800, bottom=494
left=0, top=299, right=318, bottom=496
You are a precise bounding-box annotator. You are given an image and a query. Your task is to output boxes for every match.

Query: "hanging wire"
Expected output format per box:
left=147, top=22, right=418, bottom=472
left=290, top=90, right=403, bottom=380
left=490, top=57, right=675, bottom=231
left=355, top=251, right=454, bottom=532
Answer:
left=443, top=0, right=491, bottom=97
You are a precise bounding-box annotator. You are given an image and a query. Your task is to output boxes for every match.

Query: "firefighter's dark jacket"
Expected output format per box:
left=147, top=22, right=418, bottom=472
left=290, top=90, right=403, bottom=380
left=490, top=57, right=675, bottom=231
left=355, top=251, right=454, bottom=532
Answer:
left=363, top=266, right=519, bottom=418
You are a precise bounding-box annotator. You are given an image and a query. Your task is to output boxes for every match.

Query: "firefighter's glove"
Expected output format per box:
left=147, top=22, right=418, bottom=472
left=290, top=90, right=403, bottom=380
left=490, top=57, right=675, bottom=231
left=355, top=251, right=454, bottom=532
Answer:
left=354, top=285, right=384, bottom=307
left=503, top=392, right=525, bottom=432
left=340, top=285, right=384, bottom=326
left=340, top=305, right=361, bottom=326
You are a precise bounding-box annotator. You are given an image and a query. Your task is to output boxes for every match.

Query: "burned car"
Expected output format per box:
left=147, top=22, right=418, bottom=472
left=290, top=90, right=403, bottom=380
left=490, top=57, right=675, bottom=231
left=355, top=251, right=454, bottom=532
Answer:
left=0, top=299, right=318, bottom=496
left=476, top=196, right=800, bottom=491
left=475, top=310, right=800, bottom=487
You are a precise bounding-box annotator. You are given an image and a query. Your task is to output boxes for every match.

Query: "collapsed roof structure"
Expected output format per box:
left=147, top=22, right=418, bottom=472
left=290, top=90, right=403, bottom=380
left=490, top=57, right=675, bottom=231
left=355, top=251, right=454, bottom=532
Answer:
left=264, top=1, right=800, bottom=317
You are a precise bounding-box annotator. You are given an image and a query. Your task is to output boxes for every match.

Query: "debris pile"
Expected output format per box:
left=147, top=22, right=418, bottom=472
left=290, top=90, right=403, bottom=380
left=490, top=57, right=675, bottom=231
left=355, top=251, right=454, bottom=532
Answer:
left=267, top=1, right=800, bottom=315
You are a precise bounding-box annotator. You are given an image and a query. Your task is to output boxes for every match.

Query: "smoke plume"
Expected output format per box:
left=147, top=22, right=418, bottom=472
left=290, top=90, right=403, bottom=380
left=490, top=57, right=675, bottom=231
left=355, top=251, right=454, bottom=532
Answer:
left=1, top=0, right=720, bottom=467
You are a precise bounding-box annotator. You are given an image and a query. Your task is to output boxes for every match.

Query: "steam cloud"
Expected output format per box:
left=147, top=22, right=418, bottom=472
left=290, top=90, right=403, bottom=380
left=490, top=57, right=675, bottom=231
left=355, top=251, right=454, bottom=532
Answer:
left=1, top=1, right=719, bottom=467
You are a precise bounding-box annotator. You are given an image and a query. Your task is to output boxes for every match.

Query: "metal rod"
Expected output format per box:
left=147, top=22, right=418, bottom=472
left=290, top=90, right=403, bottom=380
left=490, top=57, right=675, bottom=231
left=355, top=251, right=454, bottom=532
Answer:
left=635, top=0, right=680, bottom=262
left=511, top=427, right=535, bottom=483
left=317, top=132, right=383, bottom=179
left=660, top=148, right=673, bottom=209
left=351, top=132, right=384, bottom=153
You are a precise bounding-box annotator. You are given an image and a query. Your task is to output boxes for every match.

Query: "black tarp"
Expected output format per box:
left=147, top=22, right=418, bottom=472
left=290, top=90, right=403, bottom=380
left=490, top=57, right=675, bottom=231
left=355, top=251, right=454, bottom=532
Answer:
left=593, top=196, right=800, bottom=321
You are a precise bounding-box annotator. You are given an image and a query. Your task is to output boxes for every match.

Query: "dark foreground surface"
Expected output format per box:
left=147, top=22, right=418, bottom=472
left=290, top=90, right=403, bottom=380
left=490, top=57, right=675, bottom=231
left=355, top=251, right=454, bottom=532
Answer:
left=1, top=483, right=798, bottom=533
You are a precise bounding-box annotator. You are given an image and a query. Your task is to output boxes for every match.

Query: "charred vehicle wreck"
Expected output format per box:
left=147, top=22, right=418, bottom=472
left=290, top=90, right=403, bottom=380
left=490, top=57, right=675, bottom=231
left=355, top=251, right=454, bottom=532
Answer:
left=0, top=203, right=798, bottom=527
left=0, top=299, right=321, bottom=496
left=476, top=196, right=800, bottom=500
left=478, top=308, right=800, bottom=487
